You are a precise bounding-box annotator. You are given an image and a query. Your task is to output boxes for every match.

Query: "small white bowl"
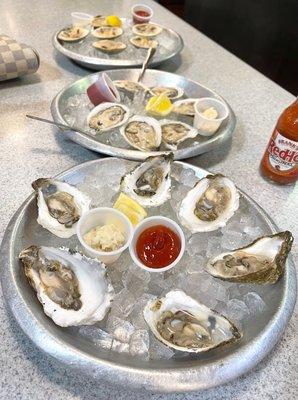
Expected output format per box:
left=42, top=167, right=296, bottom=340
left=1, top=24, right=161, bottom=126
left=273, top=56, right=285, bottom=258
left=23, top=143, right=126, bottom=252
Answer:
left=129, top=216, right=185, bottom=273
left=71, top=12, right=92, bottom=27
left=77, top=207, right=134, bottom=265
left=193, top=97, right=229, bottom=137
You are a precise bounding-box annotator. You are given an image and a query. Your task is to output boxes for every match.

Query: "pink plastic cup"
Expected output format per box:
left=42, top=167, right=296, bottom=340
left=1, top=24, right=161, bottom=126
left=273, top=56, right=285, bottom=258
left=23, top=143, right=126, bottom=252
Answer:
left=87, top=72, right=121, bottom=106
left=131, top=4, right=153, bottom=24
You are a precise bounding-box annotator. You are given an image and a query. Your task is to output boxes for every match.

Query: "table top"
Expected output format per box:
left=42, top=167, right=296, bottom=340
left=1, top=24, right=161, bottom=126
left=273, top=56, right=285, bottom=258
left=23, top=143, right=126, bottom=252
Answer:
left=0, top=0, right=297, bottom=399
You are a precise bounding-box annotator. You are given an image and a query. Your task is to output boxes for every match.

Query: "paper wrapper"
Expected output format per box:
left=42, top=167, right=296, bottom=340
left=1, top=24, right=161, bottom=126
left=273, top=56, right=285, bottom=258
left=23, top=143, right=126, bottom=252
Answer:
left=0, top=35, right=40, bottom=81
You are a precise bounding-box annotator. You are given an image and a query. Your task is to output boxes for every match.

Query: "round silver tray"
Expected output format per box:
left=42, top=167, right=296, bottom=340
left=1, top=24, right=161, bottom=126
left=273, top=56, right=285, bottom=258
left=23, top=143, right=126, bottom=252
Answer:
left=0, top=158, right=296, bottom=393
left=52, top=22, right=184, bottom=70
left=51, top=69, right=236, bottom=161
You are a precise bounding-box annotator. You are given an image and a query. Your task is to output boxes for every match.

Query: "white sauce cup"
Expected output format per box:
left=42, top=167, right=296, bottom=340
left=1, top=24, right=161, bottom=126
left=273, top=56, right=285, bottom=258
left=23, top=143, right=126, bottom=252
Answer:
left=77, top=207, right=134, bottom=265
left=131, top=4, right=153, bottom=23
left=71, top=12, right=92, bottom=27
left=129, top=216, right=185, bottom=273
left=193, top=97, right=229, bottom=136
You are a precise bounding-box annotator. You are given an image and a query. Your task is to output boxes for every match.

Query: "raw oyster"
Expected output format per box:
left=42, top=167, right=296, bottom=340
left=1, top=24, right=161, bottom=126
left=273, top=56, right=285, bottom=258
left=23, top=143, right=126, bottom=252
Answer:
left=92, top=40, right=126, bottom=52
left=120, top=154, right=172, bottom=206
left=206, top=231, right=293, bottom=284
left=19, top=246, right=114, bottom=327
left=179, top=174, right=239, bottom=232
left=87, top=102, right=130, bottom=132
left=92, top=26, right=123, bottom=39
left=113, top=80, right=149, bottom=94
left=32, top=178, right=91, bottom=238
left=130, top=36, right=158, bottom=49
left=58, top=27, right=89, bottom=42
left=91, top=15, right=108, bottom=28
left=160, top=119, right=198, bottom=150
left=120, top=115, right=162, bottom=151
left=173, top=98, right=197, bottom=117
left=144, top=290, right=241, bottom=353
left=150, top=86, right=184, bottom=100
left=132, top=23, right=163, bottom=37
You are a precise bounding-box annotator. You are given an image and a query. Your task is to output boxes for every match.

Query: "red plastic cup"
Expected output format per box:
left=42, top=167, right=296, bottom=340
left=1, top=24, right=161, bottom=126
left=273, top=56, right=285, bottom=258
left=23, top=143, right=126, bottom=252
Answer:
left=131, top=4, right=153, bottom=24
left=87, top=72, right=121, bottom=106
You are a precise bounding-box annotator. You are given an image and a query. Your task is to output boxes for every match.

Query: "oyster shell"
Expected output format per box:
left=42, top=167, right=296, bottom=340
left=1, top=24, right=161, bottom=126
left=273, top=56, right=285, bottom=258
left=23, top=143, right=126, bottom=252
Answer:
left=173, top=98, right=197, bottom=117
left=120, top=115, right=162, bottom=151
left=32, top=178, right=91, bottom=238
left=19, top=246, right=113, bottom=327
left=160, top=119, right=198, bottom=150
left=132, top=23, right=163, bottom=37
left=150, top=86, right=184, bottom=100
left=92, top=40, right=126, bottom=52
left=113, top=80, right=149, bottom=94
left=92, top=26, right=123, bottom=39
left=87, top=102, right=130, bottom=132
left=91, top=15, right=108, bottom=28
left=206, top=231, right=293, bottom=284
left=120, top=154, right=172, bottom=206
left=144, top=290, right=241, bottom=353
left=179, top=174, right=239, bottom=232
left=58, top=27, right=89, bottom=42
left=130, top=36, right=158, bottom=49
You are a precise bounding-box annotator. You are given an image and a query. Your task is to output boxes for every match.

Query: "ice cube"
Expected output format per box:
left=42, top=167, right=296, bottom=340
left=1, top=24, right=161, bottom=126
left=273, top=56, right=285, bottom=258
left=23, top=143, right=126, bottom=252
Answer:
left=243, top=292, right=266, bottom=315
left=243, top=226, right=264, bottom=239
left=129, top=330, right=150, bottom=359
left=112, top=339, right=129, bottom=353
left=221, top=230, right=243, bottom=250
left=123, top=269, right=147, bottom=298
left=78, top=325, right=107, bottom=341
left=180, top=168, right=197, bottom=187
left=224, top=299, right=250, bottom=322
left=206, top=236, right=222, bottom=258
left=112, top=288, right=136, bottom=317
left=186, top=255, right=205, bottom=274
left=106, top=316, right=135, bottom=343
left=150, top=338, right=175, bottom=360
left=187, top=234, right=207, bottom=256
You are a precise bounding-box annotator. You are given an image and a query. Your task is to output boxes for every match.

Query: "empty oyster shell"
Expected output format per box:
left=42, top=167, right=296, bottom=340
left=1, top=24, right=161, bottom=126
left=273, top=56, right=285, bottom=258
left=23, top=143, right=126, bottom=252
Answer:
left=150, top=86, right=184, bottom=100
left=87, top=102, right=130, bottom=132
left=172, top=98, right=197, bottom=117
left=58, top=27, right=89, bottom=42
left=19, top=246, right=113, bottom=327
left=92, top=26, right=123, bottom=39
left=113, top=80, right=149, bottom=93
left=206, top=231, right=293, bottom=284
left=130, top=36, right=158, bottom=49
left=179, top=174, right=239, bottom=233
left=160, top=119, right=198, bottom=150
left=91, top=15, right=108, bottom=28
left=92, top=40, right=126, bottom=52
left=120, top=115, right=162, bottom=151
left=132, top=23, right=163, bottom=37
left=144, top=290, right=241, bottom=353
left=32, top=178, right=91, bottom=238
left=120, top=154, right=173, bottom=206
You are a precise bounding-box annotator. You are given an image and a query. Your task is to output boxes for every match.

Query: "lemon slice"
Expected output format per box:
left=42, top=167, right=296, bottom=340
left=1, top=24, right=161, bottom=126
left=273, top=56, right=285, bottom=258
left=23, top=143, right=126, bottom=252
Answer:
left=114, top=193, right=147, bottom=226
left=145, top=93, right=173, bottom=116
left=106, top=15, right=122, bottom=27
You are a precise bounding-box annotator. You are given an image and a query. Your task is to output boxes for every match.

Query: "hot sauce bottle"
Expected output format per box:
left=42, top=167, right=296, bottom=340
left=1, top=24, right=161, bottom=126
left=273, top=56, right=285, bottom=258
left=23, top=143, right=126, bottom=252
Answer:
left=260, top=98, right=298, bottom=184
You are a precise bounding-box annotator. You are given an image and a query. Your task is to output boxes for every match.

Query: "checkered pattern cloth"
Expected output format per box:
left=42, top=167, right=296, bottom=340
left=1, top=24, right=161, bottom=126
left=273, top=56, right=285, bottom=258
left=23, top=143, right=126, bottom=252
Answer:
left=0, top=35, right=39, bottom=81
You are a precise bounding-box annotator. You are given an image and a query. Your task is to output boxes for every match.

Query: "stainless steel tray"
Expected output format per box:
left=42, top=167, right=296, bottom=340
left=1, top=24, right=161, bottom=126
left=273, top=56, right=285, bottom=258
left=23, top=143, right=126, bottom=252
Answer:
left=0, top=158, right=296, bottom=393
left=52, top=21, right=183, bottom=70
left=51, top=69, right=236, bottom=161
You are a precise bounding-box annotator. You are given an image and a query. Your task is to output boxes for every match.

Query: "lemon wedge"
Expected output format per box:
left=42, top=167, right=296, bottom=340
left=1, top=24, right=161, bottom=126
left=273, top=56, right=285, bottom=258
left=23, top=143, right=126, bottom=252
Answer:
left=106, top=15, right=122, bottom=27
left=113, top=193, right=147, bottom=226
left=145, top=93, right=173, bottom=116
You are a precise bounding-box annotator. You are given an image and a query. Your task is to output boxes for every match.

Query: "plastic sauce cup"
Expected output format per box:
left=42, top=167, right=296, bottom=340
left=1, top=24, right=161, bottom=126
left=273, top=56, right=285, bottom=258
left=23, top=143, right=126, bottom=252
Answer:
left=71, top=12, right=92, bottom=27
left=193, top=97, right=229, bottom=136
left=87, top=72, right=121, bottom=106
left=131, top=4, right=153, bottom=24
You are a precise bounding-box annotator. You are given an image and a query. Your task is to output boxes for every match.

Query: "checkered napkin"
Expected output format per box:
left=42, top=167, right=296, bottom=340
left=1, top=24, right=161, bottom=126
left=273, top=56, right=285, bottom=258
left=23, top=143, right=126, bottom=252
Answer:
left=0, top=35, right=40, bottom=81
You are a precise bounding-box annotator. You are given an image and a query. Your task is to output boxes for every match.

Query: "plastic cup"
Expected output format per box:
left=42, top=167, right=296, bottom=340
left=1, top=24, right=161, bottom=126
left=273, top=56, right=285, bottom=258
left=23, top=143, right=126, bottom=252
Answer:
left=193, top=97, right=229, bottom=136
left=77, top=207, right=134, bottom=265
left=71, top=12, right=92, bottom=27
left=87, top=72, right=121, bottom=106
left=131, top=4, right=153, bottom=24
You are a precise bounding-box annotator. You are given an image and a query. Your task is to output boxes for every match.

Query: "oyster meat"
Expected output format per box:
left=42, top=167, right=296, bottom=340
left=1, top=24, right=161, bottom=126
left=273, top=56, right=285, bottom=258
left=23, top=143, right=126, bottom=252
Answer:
left=132, top=23, right=163, bottom=37
left=120, top=115, right=162, bottom=151
left=19, top=246, right=114, bottom=327
left=150, top=86, right=184, bottom=100
left=32, top=178, right=91, bottom=238
left=206, top=231, right=293, bottom=284
left=120, top=154, right=172, bottom=206
left=130, top=36, right=158, bottom=49
left=144, top=290, right=241, bottom=353
left=173, top=98, right=197, bottom=117
left=91, top=15, right=108, bottom=28
left=179, top=174, right=239, bottom=232
left=160, top=119, right=198, bottom=150
left=92, top=40, right=126, bottom=52
left=113, top=80, right=149, bottom=93
left=87, top=102, right=130, bottom=132
left=58, top=27, right=89, bottom=42
left=92, top=26, right=123, bottom=39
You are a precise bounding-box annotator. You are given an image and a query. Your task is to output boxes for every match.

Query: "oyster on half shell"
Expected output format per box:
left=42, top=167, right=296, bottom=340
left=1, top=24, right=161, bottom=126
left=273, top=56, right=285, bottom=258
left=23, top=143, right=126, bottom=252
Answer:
left=132, top=23, right=163, bottom=37
left=179, top=174, right=239, bottom=232
left=113, top=80, right=149, bottom=94
left=92, top=40, right=126, bottom=53
left=120, top=154, right=172, bottom=206
left=58, top=27, right=89, bottom=42
left=32, top=178, right=91, bottom=238
left=173, top=98, right=197, bottom=117
left=144, top=290, right=241, bottom=353
left=160, top=119, right=198, bottom=150
left=19, top=246, right=113, bottom=327
left=206, top=231, right=293, bottom=284
left=92, top=26, right=123, bottom=39
left=130, top=36, right=158, bottom=49
left=150, top=86, right=184, bottom=100
left=87, top=102, right=130, bottom=132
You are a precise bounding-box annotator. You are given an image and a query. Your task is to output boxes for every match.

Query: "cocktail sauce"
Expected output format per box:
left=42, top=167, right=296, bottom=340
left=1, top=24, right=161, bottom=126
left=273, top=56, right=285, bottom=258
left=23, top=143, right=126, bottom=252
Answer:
left=135, top=10, right=150, bottom=17
left=136, top=225, right=181, bottom=269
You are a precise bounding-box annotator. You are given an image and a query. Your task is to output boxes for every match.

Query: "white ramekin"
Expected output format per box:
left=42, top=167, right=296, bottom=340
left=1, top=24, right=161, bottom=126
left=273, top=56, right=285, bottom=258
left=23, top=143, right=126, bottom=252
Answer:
left=131, top=4, right=153, bottom=23
left=129, top=216, right=185, bottom=273
left=71, top=12, right=92, bottom=27
left=193, top=97, right=229, bottom=136
left=77, top=207, right=134, bottom=265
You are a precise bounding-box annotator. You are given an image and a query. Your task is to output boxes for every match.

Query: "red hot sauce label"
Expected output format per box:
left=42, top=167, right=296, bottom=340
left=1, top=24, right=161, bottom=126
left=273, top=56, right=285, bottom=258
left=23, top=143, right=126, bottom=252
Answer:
left=266, top=130, right=298, bottom=171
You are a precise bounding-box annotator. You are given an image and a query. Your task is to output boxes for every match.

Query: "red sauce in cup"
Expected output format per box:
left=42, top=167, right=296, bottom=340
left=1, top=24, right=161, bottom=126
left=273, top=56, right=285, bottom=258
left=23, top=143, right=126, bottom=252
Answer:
left=136, top=225, right=181, bottom=269
left=135, top=10, right=150, bottom=17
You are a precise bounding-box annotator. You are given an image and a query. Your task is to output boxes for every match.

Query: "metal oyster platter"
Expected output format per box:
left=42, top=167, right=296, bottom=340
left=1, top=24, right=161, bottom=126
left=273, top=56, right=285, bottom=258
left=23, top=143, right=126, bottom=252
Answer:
left=0, top=157, right=296, bottom=392
left=52, top=20, right=183, bottom=70
left=51, top=69, right=236, bottom=161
